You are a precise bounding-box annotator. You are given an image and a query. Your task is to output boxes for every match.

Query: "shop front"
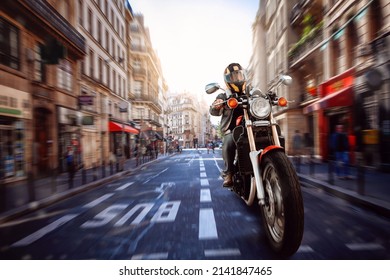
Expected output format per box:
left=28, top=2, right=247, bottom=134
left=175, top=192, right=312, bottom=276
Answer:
left=304, top=68, right=356, bottom=162
left=0, top=85, right=32, bottom=182
left=108, top=121, right=139, bottom=160
left=58, top=107, right=82, bottom=173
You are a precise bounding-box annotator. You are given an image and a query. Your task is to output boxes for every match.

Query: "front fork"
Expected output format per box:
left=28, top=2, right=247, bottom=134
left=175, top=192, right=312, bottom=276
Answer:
left=245, top=110, right=280, bottom=206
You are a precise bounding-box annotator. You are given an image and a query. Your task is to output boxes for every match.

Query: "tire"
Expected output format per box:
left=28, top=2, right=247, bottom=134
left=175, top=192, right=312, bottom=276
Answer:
left=260, top=149, right=304, bottom=258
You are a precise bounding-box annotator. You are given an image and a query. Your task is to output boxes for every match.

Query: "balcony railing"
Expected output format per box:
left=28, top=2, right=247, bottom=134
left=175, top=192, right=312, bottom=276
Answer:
left=288, top=23, right=324, bottom=67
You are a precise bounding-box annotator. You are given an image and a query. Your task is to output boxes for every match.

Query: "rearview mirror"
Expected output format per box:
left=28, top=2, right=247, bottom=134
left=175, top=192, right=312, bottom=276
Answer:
left=205, top=83, right=221, bottom=94
left=280, top=75, right=292, bottom=86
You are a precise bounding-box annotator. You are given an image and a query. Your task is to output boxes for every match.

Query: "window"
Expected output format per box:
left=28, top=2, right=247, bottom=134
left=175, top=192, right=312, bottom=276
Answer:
left=88, top=8, right=93, bottom=34
left=0, top=17, right=20, bottom=70
left=346, top=19, right=359, bottom=68
left=57, top=59, right=72, bottom=91
left=368, top=0, right=383, bottom=41
left=89, top=49, right=94, bottom=78
left=330, top=38, right=340, bottom=76
left=97, top=20, right=102, bottom=44
left=111, top=38, right=115, bottom=56
left=112, top=70, right=116, bottom=92
left=78, top=0, right=83, bottom=26
left=134, top=81, right=142, bottom=98
left=34, top=44, right=44, bottom=82
left=105, top=29, right=109, bottom=50
left=137, top=108, right=144, bottom=119
left=98, top=57, right=103, bottom=81
left=107, top=63, right=110, bottom=87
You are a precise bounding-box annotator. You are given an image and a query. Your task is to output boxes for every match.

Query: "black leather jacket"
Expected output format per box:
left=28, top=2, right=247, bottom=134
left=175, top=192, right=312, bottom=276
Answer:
left=209, top=89, right=236, bottom=136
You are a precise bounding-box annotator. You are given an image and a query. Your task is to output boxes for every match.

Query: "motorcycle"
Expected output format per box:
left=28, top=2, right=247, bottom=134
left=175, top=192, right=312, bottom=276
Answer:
left=205, top=74, right=304, bottom=258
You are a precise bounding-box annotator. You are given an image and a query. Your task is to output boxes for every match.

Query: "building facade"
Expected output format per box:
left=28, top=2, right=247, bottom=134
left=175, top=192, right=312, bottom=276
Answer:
left=251, top=0, right=389, bottom=170
left=128, top=14, right=166, bottom=155
left=0, top=0, right=171, bottom=186
left=298, top=0, right=389, bottom=169
left=1, top=0, right=86, bottom=182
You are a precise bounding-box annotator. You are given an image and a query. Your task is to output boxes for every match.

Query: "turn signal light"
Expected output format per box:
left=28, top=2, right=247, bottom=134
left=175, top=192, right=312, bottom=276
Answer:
left=278, top=97, right=288, bottom=107
left=227, top=98, right=238, bottom=109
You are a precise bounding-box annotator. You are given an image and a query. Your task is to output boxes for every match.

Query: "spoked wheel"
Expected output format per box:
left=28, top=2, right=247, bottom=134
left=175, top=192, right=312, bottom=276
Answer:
left=260, top=150, right=304, bottom=258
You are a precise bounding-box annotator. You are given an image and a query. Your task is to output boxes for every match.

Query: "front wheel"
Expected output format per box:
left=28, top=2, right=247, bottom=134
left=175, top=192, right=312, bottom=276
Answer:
left=260, top=150, right=304, bottom=258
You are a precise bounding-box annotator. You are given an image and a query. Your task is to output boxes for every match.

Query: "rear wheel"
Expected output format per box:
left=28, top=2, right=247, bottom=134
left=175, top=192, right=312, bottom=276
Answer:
left=260, top=150, right=304, bottom=258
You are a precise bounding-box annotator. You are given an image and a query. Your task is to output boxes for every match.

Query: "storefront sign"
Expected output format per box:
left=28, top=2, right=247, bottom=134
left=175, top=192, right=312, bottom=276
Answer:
left=58, top=107, right=78, bottom=125
left=0, top=85, right=32, bottom=119
left=82, top=115, right=94, bottom=125
left=78, top=95, right=94, bottom=106
left=325, top=75, right=353, bottom=95
left=362, top=129, right=379, bottom=145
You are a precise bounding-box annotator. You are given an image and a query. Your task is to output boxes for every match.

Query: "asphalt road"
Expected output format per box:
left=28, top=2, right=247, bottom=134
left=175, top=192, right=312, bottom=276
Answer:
left=0, top=149, right=389, bottom=260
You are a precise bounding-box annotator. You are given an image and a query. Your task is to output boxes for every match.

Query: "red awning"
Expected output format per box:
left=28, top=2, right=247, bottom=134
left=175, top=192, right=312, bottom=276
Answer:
left=108, top=121, right=139, bottom=134
left=303, top=86, right=353, bottom=114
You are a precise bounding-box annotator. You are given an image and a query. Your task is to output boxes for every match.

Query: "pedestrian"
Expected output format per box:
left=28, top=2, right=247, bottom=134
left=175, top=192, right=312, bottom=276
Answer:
left=330, top=124, right=350, bottom=179
left=292, top=130, right=303, bottom=165
left=66, top=146, right=75, bottom=188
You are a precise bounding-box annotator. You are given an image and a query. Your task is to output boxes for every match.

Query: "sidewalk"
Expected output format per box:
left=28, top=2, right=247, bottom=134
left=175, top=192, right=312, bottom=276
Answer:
left=293, top=157, right=390, bottom=217
left=0, top=154, right=171, bottom=224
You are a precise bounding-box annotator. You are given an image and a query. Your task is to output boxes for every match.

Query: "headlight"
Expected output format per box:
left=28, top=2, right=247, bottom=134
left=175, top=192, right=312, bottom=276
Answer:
left=249, top=97, right=271, bottom=119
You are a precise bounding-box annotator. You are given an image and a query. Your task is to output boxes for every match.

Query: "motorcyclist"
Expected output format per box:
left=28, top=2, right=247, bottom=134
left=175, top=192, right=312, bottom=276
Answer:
left=209, top=63, right=247, bottom=187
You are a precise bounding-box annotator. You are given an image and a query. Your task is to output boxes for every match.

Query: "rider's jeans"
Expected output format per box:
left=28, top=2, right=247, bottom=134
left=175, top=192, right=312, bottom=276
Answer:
left=222, top=133, right=235, bottom=175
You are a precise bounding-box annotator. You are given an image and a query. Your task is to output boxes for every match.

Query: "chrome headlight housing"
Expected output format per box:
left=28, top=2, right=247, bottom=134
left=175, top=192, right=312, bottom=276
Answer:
left=249, top=97, right=271, bottom=119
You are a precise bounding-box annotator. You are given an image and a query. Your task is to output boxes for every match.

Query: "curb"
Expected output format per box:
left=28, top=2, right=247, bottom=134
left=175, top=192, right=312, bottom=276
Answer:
left=299, top=174, right=390, bottom=218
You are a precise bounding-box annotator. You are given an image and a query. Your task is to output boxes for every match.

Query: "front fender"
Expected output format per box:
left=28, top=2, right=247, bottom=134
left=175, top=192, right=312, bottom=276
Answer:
left=259, top=145, right=284, bottom=163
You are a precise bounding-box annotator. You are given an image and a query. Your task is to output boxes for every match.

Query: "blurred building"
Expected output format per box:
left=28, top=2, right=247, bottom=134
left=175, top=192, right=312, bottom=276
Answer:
left=0, top=0, right=86, bottom=182
left=74, top=0, right=138, bottom=171
left=250, top=0, right=389, bottom=170
left=128, top=14, right=167, bottom=154
left=250, top=0, right=304, bottom=156
left=0, top=0, right=171, bottom=185
left=166, top=91, right=202, bottom=149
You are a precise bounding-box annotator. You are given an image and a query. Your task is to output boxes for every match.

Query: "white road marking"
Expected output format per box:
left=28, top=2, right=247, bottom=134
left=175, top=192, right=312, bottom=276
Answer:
left=151, top=201, right=181, bottom=223
left=115, top=182, right=134, bottom=191
left=11, top=214, right=78, bottom=247
left=81, top=204, right=128, bottom=228
left=200, top=172, right=207, bottom=178
left=346, top=243, right=385, bottom=251
left=131, top=252, right=168, bottom=260
left=83, top=194, right=114, bottom=208
left=199, top=208, right=218, bottom=239
left=214, top=157, right=223, bottom=173
left=200, top=178, right=209, bottom=187
left=297, top=245, right=314, bottom=253
left=204, top=248, right=241, bottom=257
left=143, top=168, right=168, bottom=184
left=200, top=189, right=212, bottom=202
left=114, top=203, right=154, bottom=226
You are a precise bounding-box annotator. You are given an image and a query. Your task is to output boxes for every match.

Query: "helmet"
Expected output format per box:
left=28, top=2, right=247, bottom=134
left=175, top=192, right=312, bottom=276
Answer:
left=224, top=63, right=247, bottom=93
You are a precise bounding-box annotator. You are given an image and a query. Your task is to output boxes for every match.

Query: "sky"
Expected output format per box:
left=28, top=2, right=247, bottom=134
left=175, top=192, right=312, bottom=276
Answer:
left=130, top=0, right=259, bottom=99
